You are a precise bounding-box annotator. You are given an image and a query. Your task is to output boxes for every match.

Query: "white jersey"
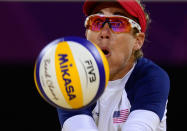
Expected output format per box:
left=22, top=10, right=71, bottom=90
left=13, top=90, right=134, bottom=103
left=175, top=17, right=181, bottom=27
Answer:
left=60, top=57, right=170, bottom=131
left=92, top=64, right=167, bottom=131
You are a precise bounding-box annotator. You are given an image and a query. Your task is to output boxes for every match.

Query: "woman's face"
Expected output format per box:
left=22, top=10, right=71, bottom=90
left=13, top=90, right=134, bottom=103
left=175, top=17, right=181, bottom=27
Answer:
left=86, top=3, right=144, bottom=80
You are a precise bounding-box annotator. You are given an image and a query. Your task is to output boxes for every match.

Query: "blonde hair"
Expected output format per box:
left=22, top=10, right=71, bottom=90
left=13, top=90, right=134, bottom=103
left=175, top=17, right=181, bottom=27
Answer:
left=133, top=0, right=151, bottom=60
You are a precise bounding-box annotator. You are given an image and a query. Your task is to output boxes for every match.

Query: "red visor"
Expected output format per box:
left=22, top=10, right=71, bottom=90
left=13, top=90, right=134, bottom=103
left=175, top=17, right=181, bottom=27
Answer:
left=83, top=0, right=146, bottom=33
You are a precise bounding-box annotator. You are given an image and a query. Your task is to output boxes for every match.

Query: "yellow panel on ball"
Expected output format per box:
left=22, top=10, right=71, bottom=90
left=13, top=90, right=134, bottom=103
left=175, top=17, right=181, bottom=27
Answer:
left=55, top=41, right=83, bottom=109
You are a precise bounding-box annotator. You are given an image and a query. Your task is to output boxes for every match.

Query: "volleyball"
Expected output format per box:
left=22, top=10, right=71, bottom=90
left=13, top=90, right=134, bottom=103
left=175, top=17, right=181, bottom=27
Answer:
left=34, top=36, right=109, bottom=110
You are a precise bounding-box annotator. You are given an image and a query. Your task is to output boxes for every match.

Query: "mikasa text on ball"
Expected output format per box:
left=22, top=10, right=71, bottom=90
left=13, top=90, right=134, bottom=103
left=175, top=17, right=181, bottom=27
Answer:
left=34, top=36, right=109, bottom=110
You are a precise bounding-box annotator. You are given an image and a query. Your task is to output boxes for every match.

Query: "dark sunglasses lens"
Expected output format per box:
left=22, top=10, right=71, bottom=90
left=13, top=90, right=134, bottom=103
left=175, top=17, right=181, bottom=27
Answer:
left=110, top=17, right=131, bottom=33
left=87, top=16, right=131, bottom=33
left=89, top=16, right=105, bottom=31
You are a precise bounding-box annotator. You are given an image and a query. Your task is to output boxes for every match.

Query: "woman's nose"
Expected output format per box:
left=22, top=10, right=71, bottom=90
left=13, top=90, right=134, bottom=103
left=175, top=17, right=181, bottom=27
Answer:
left=99, top=23, right=111, bottom=39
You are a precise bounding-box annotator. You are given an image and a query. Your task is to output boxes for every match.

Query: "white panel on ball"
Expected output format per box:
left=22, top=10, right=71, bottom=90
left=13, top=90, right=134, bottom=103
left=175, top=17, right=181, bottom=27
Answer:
left=39, top=44, right=70, bottom=108
left=68, top=41, right=100, bottom=105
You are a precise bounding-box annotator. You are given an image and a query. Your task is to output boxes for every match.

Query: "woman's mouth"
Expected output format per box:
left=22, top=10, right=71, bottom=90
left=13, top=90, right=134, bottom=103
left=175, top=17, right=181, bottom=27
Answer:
left=101, top=48, right=110, bottom=57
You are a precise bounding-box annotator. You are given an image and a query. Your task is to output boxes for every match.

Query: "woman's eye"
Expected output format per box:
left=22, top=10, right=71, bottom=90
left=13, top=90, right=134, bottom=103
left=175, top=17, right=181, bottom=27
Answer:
left=94, top=19, right=103, bottom=27
left=112, top=22, right=123, bottom=27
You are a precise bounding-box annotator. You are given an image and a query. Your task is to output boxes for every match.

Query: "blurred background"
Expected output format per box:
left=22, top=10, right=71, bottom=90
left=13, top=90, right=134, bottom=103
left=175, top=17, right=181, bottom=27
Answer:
left=1, top=1, right=186, bottom=131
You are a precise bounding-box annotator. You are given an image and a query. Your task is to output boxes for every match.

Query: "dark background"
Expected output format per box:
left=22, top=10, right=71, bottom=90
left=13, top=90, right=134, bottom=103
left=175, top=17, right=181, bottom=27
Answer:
left=1, top=1, right=186, bottom=131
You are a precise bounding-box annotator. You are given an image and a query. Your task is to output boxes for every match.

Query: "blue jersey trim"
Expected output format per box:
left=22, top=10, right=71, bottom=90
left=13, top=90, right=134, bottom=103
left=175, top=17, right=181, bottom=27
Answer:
left=57, top=103, right=96, bottom=127
left=125, top=57, right=170, bottom=121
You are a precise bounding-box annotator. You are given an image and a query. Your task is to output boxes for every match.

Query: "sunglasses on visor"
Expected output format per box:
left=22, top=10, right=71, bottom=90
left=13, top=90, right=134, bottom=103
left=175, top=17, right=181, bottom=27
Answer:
left=85, top=14, right=141, bottom=33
